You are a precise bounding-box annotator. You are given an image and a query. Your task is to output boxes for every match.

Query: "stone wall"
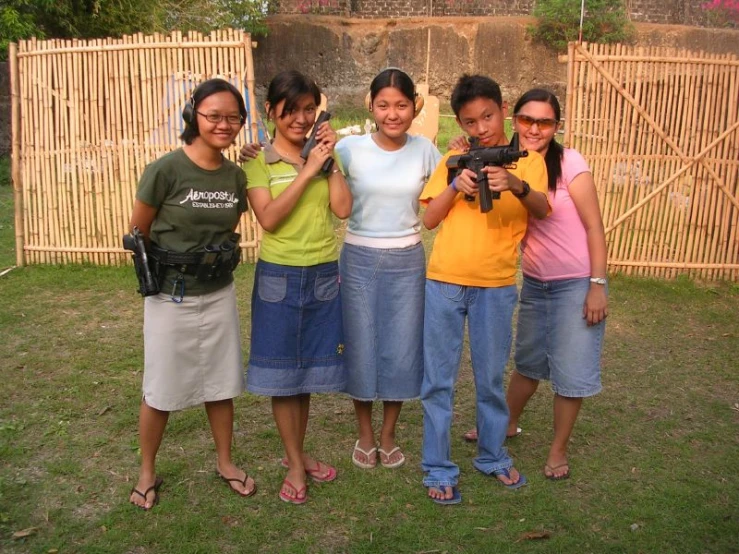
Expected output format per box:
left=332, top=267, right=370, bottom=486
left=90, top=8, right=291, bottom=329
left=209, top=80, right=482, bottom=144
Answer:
left=252, top=16, right=739, bottom=106
left=3, top=17, right=738, bottom=157
left=272, top=0, right=725, bottom=26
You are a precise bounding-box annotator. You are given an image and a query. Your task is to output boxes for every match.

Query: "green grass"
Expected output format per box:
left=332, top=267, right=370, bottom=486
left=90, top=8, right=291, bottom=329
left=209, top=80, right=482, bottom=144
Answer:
left=1, top=152, right=738, bottom=554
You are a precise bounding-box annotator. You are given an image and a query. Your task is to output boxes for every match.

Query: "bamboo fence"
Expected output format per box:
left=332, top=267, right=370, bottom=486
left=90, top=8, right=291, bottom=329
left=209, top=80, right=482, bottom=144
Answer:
left=563, top=42, right=739, bottom=280
left=9, top=29, right=262, bottom=266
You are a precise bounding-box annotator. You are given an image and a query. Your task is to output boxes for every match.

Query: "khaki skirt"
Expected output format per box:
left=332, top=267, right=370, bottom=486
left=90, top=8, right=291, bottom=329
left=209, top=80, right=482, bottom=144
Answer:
left=142, top=282, right=244, bottom=411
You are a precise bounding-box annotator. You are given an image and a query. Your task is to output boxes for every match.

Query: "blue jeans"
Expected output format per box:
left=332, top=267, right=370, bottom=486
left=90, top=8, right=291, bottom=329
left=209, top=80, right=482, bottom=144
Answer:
left=421, top=279, right=518, bottom=488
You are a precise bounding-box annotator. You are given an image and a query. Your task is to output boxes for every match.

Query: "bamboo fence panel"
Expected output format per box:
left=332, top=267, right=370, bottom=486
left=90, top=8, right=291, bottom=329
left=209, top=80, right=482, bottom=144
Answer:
left=563, top=42, right=739, bottom=281
left=10, top=29, right=261, bottom=266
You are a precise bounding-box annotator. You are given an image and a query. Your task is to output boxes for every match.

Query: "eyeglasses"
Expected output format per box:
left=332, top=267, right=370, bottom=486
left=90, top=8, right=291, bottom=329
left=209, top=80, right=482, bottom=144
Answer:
left=196, top=111, right=244, bottom=125
left=513, top=114, right=558, bottom=131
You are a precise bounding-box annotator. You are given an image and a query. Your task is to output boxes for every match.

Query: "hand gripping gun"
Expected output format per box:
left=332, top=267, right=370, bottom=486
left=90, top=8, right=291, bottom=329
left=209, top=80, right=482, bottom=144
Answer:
left=300, top=111, right=335, bottom=174
left=446, top=134, right=528, bottom=213
left=122, top=226, right=160, bottom=297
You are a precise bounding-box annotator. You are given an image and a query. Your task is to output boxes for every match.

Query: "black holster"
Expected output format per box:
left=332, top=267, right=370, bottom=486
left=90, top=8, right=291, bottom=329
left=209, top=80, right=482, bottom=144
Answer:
left=122, top=227, right=161, bottom=297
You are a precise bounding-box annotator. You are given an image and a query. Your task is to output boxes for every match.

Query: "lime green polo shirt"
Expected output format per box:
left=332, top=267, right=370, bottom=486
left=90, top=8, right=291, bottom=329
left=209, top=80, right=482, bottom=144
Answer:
left=244, top=144, right=342, bottom=266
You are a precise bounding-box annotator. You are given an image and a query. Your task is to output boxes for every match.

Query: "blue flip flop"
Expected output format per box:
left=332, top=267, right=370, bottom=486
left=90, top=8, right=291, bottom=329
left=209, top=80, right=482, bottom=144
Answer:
left=427, top=485, right=462, bottom=505
left=491, top=468, right=528, bottom=490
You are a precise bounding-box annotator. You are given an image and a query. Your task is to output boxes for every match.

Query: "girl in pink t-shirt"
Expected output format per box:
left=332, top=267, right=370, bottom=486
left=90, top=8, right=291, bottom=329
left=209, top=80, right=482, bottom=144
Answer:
left=507, top=89, right=608, bottom=481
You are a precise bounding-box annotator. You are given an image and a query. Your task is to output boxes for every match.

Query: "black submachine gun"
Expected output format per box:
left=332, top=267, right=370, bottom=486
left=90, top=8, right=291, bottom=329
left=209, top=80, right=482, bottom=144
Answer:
left=446, top=134, right=528, bottom=213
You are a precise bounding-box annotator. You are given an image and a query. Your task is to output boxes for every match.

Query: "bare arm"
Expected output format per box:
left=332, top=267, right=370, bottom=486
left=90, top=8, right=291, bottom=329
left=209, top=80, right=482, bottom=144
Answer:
left=422, top=168, right=477, bottom=229
left=248, top=143, right=334, bottom=232
left=327, top=169, right=352, bottom=219
left=569, top=171, right=608, bottom=325
left=129, top=199, right=158, bottom=239
left=484, top=166, right=549, bottom=219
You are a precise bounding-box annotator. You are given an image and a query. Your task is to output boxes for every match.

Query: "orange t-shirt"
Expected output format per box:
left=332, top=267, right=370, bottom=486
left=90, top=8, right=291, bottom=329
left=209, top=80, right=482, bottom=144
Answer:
left=421, top=150, right=549, bottom=287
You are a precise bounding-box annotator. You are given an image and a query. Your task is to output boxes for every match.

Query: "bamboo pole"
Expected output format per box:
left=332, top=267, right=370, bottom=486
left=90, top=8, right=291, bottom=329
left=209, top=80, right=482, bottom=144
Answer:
left=564, top=42, right=576, bottom=148
left=702, top=53, right=727, bottom=279
left=609, top=260, right=739, bottom=269
left=658, top=47, right=683, bottom=279
left=9, top=43, right=24, bottom=267
left=722, top=57, right=739, bottom=281
left=671, top=52, right=700, bottom=276
left=563, top=53, right=739, bottom=67
left=16, top=40, right=247, bottom=57
left=20, top=40, right=35, bottom=264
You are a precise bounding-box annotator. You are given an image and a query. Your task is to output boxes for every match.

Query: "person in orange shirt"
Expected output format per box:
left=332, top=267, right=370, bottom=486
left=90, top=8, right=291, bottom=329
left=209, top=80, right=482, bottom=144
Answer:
left=419, top=75, right=550, bottom=505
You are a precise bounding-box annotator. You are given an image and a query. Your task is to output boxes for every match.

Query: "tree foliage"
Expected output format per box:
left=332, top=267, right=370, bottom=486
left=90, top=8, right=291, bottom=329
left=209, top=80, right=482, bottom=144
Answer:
left=1, top=0, right=271, bottom=60
left=529, top=0, right=635, bottom=52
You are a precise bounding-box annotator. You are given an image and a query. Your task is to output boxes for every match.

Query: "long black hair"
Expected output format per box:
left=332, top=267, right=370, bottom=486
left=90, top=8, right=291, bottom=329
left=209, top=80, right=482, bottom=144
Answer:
left=513, top=88, right=563, bottom=192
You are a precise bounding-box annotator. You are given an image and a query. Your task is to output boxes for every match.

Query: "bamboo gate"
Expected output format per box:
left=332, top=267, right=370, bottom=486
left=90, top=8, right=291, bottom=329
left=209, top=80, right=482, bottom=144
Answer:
left=9, top=29, right=262, bottom=266
left=563, top=42, right=739, bottom=280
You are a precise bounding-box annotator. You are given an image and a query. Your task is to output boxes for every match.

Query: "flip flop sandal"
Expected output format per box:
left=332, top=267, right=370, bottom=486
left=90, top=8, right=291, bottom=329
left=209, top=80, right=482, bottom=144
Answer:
left=217, top=471, right=257, bottom=497
left=129, top=477, right=163, bottom=511
left=279, top=478, right=307, bottom=505
left=279, top=458, right=337, bottom=482
left=544, top=463, right=570, bottom=481
left=427, top=485, right=462, bottom=505
left=352, top=440, right=378, bottom=469
left=491, top=468, right=528, bottom=490
left=378, top=446, right=406, bottom=469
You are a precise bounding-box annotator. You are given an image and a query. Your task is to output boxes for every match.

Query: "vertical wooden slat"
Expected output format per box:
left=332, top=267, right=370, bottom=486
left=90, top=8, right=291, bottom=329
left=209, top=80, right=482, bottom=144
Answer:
left=9, top=43, right=24, bottom=266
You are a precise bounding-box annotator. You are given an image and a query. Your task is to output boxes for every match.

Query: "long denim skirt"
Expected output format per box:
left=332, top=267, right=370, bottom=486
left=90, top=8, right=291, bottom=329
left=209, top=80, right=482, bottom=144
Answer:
left=339, top=242, right=425, bottom=401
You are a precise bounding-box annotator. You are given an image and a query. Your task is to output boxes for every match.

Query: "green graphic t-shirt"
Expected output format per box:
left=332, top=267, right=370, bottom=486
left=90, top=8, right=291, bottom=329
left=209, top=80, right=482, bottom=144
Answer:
left=136, top=148, right=248, bottom=295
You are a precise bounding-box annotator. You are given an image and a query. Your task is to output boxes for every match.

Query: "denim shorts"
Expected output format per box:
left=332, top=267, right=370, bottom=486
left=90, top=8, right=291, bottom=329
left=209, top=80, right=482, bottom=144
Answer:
left=339, top=242, right=425, bottom=401
left=514, top=275, right=604, bottom=397
left=246, top=260, right=345, bottom=396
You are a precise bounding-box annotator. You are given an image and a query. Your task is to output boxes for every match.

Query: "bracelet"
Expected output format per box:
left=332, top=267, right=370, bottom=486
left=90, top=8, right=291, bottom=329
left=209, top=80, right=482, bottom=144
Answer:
left=589, top=277, right=607, bottom=285
left=450, top=178, right=459, bottom=192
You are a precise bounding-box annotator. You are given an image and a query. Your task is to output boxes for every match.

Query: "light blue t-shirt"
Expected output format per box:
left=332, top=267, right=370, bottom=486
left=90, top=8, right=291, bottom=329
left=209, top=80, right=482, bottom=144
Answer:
left=336, top=134, right=441, bottom=238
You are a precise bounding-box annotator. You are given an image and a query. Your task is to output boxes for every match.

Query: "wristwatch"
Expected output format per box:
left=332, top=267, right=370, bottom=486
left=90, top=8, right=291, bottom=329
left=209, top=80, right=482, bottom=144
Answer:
left=589, top=277, right=607, bottom=285
left=512, top=180, right=531, bottom=199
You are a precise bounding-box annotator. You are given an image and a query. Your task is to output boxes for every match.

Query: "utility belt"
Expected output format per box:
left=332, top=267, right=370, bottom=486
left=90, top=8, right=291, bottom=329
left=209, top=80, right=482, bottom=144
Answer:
left=123, top=230, right=241, bottom=301
left=149, top=233, right=241, bottom=281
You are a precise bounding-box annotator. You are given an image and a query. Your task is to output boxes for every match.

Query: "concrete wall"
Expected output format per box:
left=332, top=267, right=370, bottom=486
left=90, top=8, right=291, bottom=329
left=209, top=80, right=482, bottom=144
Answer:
left=252, top=16, right=739, bottom=106
left=272, top=0, right=727, bottom=26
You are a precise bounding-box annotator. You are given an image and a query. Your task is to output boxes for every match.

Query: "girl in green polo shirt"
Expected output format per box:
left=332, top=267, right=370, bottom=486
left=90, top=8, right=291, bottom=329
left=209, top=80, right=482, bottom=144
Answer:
left=244, top=70, right=352, bottom=504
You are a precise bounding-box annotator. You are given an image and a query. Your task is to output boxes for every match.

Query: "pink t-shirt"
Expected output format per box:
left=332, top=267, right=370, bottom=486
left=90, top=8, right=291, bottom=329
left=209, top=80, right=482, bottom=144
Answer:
left=521, top=148, right=592, bottom=281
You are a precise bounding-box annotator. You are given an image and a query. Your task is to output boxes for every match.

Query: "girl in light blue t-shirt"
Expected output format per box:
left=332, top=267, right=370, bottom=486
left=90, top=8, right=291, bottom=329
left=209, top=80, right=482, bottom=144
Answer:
left=336, top=68, right=441, bottom=471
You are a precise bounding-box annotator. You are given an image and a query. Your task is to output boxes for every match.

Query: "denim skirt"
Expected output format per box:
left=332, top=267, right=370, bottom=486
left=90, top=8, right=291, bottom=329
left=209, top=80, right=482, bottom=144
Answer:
left=514, top=275, right=604, bottom=397
left=246, top=260, right=345, bottom=396
left=339, top=242, right=425, bottom=401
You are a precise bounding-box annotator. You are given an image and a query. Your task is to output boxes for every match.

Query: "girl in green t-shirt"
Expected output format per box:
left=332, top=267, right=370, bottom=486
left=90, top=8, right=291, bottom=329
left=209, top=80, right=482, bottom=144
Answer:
left=128, top=79, right=255, bottom=510
left=244, top=70, right=352, bottom=504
